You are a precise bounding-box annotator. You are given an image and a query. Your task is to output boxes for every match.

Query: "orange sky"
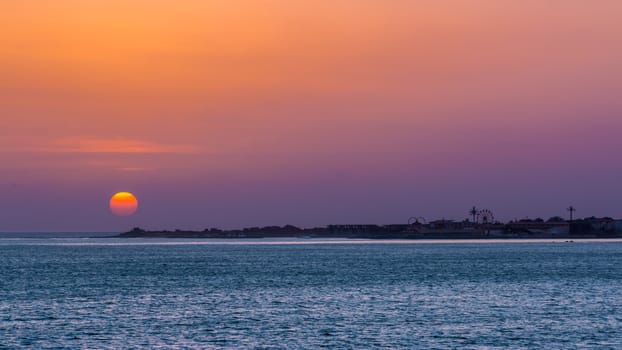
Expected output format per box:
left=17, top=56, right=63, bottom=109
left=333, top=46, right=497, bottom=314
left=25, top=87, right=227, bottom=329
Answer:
left=2, top=1, right=622, bottom=230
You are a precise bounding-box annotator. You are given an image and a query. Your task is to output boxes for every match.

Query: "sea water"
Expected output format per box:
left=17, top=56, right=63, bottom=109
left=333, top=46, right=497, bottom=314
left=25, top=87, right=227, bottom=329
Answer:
left=1, top=237, right=622, bottom=348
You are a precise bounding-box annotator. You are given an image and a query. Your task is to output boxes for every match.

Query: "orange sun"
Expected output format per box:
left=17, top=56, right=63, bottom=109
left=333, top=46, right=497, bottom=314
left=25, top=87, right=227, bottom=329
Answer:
left=109, top=192, right=139, bottom=216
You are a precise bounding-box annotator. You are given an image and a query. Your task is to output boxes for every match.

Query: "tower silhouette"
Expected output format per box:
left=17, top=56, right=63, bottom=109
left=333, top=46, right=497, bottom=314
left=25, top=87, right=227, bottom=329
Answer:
left=567, top=206, right=576, bottom=221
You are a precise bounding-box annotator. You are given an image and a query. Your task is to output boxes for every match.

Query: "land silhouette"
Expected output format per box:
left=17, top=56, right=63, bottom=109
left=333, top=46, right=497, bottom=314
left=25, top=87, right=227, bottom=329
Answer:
left=118, top=208, right=622, bottom=239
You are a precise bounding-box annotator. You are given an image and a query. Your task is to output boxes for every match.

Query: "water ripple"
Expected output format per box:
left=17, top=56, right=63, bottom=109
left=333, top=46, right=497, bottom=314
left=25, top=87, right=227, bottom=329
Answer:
left=1, top=242, right=622, bottom=348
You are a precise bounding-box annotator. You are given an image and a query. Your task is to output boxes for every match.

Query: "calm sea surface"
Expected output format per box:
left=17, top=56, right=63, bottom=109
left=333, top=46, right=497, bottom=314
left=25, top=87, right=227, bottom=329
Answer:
left=1, top=237, right=622, bottom=349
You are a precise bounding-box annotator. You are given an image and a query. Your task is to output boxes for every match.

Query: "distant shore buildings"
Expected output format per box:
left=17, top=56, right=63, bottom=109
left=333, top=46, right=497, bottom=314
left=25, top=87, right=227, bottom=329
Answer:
left=120, top=207, right=622, bottom=239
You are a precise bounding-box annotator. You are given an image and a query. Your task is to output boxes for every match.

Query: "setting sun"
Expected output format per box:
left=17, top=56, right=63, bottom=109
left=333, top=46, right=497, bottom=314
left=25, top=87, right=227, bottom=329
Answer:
left=109, top=192, right=138, bottom=217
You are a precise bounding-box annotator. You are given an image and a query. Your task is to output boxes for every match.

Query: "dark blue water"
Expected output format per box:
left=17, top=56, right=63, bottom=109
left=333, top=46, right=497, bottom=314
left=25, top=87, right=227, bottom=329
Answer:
left=1, top=238, right=622, bottom=348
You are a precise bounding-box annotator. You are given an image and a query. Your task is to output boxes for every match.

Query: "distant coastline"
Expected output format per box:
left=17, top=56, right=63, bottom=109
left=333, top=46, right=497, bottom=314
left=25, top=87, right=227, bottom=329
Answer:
left=117, top=215, right=622, bottom=239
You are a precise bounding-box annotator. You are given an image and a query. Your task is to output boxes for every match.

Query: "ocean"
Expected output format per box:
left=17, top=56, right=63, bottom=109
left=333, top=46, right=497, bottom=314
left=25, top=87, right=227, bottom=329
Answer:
left=1, top=236, right=621, bottom=348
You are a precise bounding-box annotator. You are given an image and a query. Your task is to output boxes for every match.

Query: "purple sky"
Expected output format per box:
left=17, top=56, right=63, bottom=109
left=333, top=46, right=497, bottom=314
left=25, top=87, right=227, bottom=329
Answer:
left=1, top=1, right=622, bottom=231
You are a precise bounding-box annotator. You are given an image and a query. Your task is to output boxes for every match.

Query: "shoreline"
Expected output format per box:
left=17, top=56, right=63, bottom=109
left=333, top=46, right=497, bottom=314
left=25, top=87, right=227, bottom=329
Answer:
left=114, top=231, right=621, bottom=240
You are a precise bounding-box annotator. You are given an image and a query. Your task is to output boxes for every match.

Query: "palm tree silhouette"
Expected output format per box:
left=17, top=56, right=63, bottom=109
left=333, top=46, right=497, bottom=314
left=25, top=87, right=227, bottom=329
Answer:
left=567, top=206, right=576, bottom=221
left=469, top=206, right=478, bottom=223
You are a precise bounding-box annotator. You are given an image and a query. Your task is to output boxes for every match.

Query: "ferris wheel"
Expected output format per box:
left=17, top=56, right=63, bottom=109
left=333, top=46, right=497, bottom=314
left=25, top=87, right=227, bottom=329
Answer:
left=477, top=209, right=495, bottom=224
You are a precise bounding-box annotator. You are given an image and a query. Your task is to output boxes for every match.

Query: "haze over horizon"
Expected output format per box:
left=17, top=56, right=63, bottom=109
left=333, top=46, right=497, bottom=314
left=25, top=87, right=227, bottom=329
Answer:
left=2, top=1, right=622, bottom=232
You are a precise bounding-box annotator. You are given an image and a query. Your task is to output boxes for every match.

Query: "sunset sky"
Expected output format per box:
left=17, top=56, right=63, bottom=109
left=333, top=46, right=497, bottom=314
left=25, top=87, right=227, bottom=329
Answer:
left=2, top=1, right=622, bottom=232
